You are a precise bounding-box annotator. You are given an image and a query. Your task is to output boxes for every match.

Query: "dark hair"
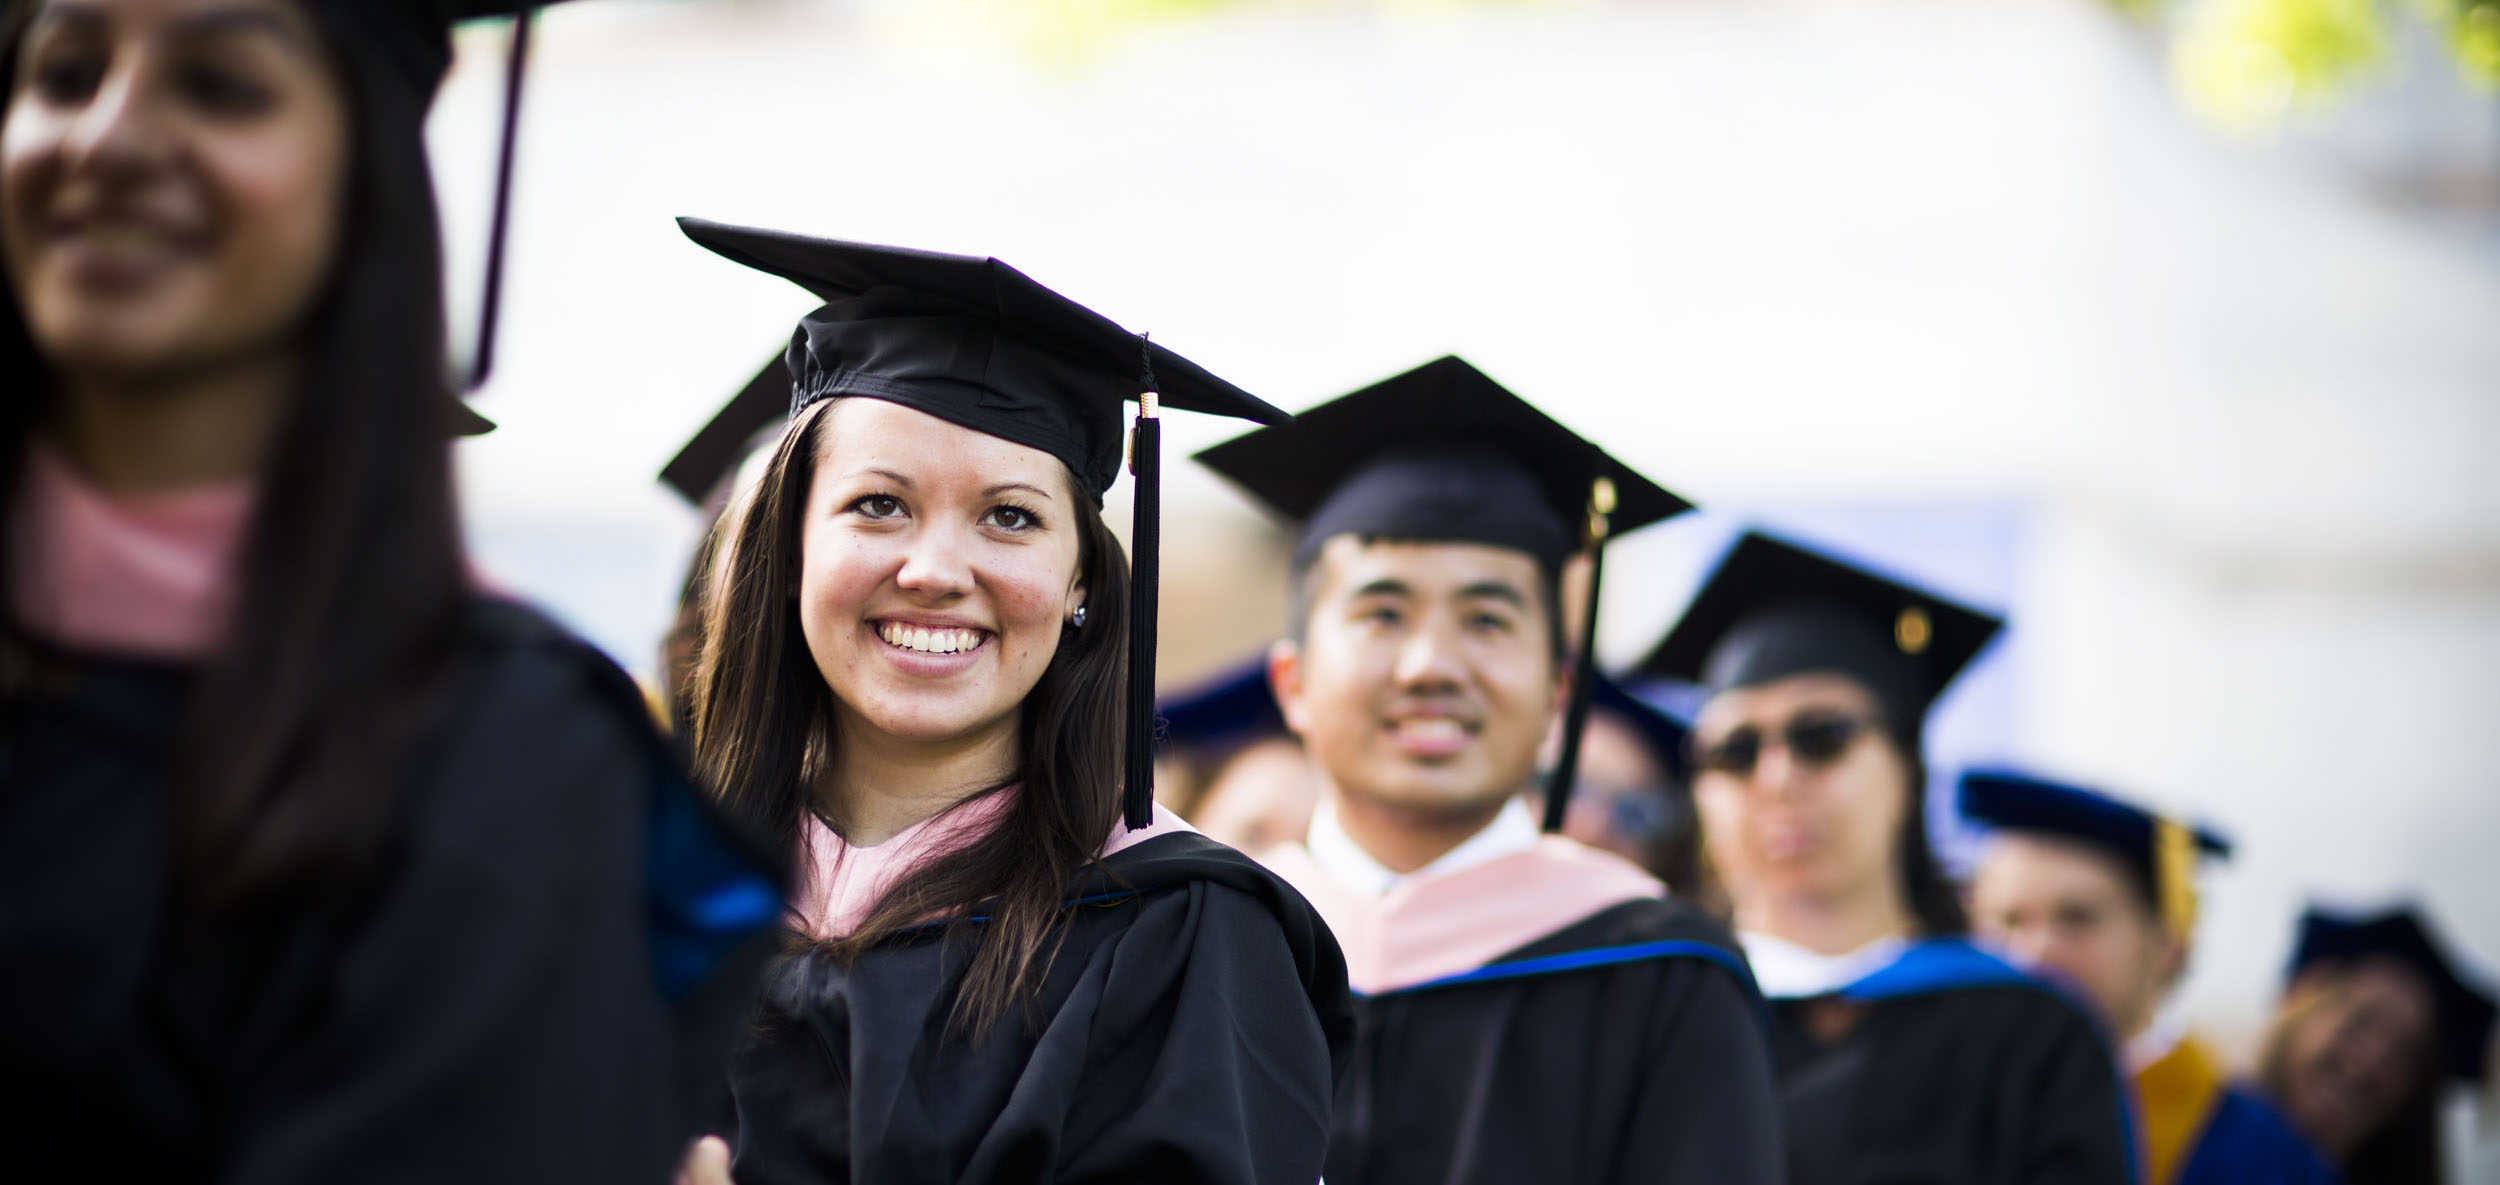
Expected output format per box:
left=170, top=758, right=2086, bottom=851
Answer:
left=0, top=0, right=469, bottom=912
left=691, top=398, right=1129, bottom=1040
left=2339, top=1085, right=2444, bottom=1185
left=1286, top=537, right=1568, bottom=662
left=1890, top=734, right=1968, bottom=936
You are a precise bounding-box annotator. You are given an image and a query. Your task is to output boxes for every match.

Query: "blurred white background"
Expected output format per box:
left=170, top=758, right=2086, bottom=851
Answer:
left=430, top=0, right=2499, bottom=1173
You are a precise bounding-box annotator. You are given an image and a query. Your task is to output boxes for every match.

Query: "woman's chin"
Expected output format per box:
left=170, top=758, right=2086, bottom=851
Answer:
left=844, top=694, right=1014, bottom=748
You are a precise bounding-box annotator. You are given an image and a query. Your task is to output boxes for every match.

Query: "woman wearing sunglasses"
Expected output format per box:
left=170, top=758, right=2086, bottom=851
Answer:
left=1633, top=531, right=2133, bottom=1185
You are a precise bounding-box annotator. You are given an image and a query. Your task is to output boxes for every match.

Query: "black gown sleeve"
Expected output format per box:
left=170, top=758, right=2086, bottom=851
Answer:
left=1614, top=962, right=1786, bottom=1185
left=218, top=638, right=688, bottom=1185
left=2013, top=1002, right=2136, bottom=1185
left=1056, top=881, right=1337, bottom=1185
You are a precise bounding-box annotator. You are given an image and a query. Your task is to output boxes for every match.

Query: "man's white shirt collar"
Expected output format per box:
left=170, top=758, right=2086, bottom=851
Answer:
left=1306, top=796, right=1541, bottom=898
left=1737, top=929, right=1912, bottom=999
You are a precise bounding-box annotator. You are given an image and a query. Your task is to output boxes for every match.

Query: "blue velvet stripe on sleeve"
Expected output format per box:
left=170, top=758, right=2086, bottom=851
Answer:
left=646, top=779, right=782, bottom=1001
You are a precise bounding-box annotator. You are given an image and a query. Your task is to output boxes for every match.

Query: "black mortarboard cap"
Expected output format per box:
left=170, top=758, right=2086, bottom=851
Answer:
left=1959, top=768, right=2230, bottom=938
left=1155, top=658, right=1287, bottom=755
left=2289, top=906, right=2498, bottom=1084
left=305, top=1, right=590, bottom=416
left=661, top=355, right=788, bottom=506
left=676, top=218, right=1289, bottom=501
left=678, top=218, right=1292, bottom=830
left=1194, top=355, right=1689, bottom=570
left=1195, top=355, right=1695, bottom=833
left=312, top=1, right=565, bottom=92
left=1634, top=531, right=2003, bottom=736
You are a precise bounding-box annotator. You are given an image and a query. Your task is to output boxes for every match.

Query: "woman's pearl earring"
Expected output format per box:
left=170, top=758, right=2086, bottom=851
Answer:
left=1069, top=605, right=1088, bottom=629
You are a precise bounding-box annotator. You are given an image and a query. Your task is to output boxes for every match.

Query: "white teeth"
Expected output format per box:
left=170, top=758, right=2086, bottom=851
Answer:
left=1396, top=719, right=1467, bottom=743
left=877, top=623, right=984, bottom=655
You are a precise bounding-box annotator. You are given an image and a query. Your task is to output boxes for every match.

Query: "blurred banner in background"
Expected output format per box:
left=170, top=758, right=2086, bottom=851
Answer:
left=430, top=0, right=2498, bottom=1174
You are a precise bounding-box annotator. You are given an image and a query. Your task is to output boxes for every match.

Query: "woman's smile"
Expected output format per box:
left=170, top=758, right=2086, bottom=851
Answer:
left=50, top=205, right=209, bottom=291
left=873, top=620, right=991, bottom=657
left=867, top=618, right=995, bottom=677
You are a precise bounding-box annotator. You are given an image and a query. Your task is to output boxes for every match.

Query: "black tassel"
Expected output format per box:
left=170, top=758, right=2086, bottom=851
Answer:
left=466, top=10, right=535, bottom=392
left=1541, top=477, right=1615, bottom=834
left=1123, top=394, right=1162, bottom=831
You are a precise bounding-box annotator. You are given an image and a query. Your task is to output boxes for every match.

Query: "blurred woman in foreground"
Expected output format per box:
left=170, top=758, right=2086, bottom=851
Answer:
left=0, top=1, right=774, bottom=1177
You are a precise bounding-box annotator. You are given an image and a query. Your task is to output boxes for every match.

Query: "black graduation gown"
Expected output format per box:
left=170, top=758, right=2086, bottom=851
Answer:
left=1324, top=898, right=1787, bottom=1185
left=0, top=599, right=783, bottom=1183
left=724, top=831, right=1354, bottom=1185
left=1766, top=939, right=2137, bottom=1185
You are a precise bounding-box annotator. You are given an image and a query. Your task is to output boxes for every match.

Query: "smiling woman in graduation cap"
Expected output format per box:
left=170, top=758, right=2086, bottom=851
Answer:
left=1633, top=532, right=2134, bottom=1185
left=0, top=1, right=782, bottom=1179
left=674, top=218, right=1350, bottom=1185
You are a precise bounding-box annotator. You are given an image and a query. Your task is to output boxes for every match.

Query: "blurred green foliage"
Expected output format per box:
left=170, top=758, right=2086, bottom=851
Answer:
left=2157, top=0, right=2496, bottom=134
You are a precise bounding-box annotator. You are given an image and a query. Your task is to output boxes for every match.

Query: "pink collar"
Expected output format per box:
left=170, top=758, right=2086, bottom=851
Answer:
left=790, top=787, right=1199, bottom=939
left=8, top=442, right=256, bottom=661
left=1260, top=835, right=1662, bottom=995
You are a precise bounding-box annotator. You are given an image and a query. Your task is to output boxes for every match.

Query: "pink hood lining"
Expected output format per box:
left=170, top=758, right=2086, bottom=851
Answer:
left=790, top=788, right=1198, bottom=940
left=1261, top=836, right=1662, bottom=995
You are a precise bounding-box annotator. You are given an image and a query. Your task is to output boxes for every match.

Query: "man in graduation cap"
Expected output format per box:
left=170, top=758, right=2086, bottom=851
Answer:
left=1196, top=356, right=1784, bottom=1185
left=1962, top=771, right=2339, bottom=1185
left=2259, top=905, right=2497, bottom=1185
left=1632, top=530, right=2133, bottom=1185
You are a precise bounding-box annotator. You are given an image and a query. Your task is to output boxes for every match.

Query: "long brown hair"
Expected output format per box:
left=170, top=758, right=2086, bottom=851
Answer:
left=692, top=398, right=1130, bottom=1039
left=0, top=0, right=469, bottom=913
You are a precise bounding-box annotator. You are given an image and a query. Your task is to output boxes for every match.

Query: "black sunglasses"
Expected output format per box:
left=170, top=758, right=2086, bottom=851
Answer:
left=1691, top=712, right=1872, bottom=778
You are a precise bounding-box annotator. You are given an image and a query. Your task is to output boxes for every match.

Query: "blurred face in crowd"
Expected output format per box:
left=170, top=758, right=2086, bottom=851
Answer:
left=1190, top=735, right=1320, bottom=855
left=2262, top=958, right=2439, bottom=1160
left=1969, top=835, right=2181, bottom=1042
left=798, top=399, right=1088, bottom=752
left=1691, top=672, right=1910, bottom=921
left=1555, top=710, right=1680, bottom=871
left=4, top=0, right=345, bottom=383
left=1273, top=537, right=1562, bottom=821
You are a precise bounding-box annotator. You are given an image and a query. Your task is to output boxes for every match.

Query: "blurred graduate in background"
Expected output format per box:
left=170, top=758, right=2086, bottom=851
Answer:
left=2260, top=906, right=2497, bottom=1185
left=1635, top=530, right=2133, bottom=1185
left=655, top=353, right=788, bottom=736
left=1200, top=356, right=1783, bottom=1185
left=1540, top=671, right=1713, bottom=907
left=0, top=0, right=779, bottom=1178
left=1961, top=770, right=2339, bottom=1185
left=1151, top=656, right=1318, bottom=854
